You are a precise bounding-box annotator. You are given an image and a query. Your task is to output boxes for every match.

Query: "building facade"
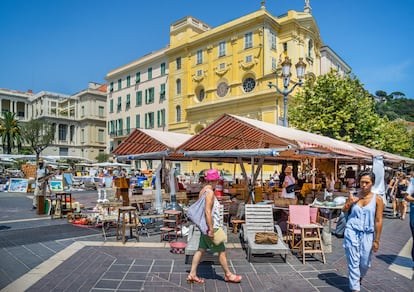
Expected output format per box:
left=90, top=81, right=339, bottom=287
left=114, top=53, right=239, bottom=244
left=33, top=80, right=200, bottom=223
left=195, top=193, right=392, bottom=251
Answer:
left=167, top=5, right=323, bottom=134
left=105, top=2, right=351, bottom=175
left=105, top=47, right=169, bottom=153
left=320, top=45, right=351, bottom=76
left=0, top=83, right=107, bottom=162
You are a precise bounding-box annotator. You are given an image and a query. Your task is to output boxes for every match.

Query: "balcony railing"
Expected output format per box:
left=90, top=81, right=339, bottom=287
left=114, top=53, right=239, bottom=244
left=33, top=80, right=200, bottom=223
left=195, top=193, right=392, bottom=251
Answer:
left=109, top=128, right=132, bottom=138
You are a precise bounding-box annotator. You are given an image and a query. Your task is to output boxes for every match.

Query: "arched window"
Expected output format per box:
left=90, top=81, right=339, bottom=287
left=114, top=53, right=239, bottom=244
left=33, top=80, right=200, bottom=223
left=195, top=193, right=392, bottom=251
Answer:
left=196, top=86, right=205, bottom=102
left=176, top=105, right=181, bottom=122
left=176, top=79, right=181, bottom=95
left=308, top=39, right=313, bottom=57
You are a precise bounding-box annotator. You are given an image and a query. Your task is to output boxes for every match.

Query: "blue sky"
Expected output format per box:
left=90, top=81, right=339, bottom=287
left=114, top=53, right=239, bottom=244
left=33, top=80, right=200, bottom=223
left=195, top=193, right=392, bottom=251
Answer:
left=1, top=0, right=413, bottom=98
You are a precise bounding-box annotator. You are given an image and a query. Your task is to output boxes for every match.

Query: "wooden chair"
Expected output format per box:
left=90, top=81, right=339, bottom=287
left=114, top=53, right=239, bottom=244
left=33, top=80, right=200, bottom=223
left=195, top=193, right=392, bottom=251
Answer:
left=287, top=205, right=325, bottom=264
left=287, top=205, right=311, bottom=250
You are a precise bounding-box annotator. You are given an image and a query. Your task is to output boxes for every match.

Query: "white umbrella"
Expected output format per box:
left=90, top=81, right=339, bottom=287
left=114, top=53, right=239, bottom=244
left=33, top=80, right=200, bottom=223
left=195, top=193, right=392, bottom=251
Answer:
left=154, top=164, right=163, bottom=213
left=92, top=162, right=131, bottom=168
left=371, top=156, right=386, bottom=204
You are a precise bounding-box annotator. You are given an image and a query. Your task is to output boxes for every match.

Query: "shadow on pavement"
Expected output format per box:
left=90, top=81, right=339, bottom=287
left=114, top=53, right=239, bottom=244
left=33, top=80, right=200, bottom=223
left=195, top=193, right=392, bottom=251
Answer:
left=318, top=272, right=349, bottom=291
left=376, top=254, right=413, bottom=268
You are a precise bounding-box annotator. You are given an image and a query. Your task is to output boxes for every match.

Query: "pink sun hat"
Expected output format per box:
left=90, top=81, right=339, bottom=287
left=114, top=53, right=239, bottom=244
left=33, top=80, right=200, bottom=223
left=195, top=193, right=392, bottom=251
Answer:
left=205, top=169, right=221, bottom=181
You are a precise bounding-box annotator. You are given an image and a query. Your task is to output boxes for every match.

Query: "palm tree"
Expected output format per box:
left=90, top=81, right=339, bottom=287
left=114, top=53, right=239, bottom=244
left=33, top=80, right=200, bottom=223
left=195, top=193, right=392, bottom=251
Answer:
left=0, top=112, right=21, bottom=154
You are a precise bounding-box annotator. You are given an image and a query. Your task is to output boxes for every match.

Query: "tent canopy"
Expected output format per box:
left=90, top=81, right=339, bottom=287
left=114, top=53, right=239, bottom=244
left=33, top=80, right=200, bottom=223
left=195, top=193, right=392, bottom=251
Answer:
left=178, top=114, right=368, bottom=160
left=113, top=128, right=192, bottom=161
left=91, top=162, right=131, bottom=168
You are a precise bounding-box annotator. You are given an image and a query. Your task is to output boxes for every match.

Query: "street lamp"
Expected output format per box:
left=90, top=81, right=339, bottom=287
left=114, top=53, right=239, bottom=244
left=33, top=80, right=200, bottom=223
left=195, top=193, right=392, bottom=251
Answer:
left=268, top=56, right=307, bottom=127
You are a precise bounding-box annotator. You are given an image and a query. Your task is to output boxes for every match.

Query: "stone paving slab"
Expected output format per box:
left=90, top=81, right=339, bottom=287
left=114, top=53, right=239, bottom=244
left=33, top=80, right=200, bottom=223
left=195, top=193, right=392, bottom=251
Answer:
left=0, top=192, right=413, bottom=291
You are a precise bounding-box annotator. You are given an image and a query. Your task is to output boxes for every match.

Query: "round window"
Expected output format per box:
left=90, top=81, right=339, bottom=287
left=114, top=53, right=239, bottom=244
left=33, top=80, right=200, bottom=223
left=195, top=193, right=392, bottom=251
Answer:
left=243, top=77, right=256, bottom=92
left=217, top=82, right=229, bottom=97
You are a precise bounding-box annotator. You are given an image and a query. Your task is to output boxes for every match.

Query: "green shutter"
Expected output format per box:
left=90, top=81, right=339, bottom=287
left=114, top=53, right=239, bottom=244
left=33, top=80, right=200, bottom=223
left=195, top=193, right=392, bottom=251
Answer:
left=161, top=63, right=166, bottom=75
left=148, top=67, right=152, bottom=80
left=136, top=114, right=140, bottom=128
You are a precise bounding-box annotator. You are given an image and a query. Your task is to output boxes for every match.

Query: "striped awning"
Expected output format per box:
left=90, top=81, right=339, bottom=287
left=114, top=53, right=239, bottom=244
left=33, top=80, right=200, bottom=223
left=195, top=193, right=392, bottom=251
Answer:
left=178, top=114, right=368, bottom=159
left=113, top=129, right=192, bottom=160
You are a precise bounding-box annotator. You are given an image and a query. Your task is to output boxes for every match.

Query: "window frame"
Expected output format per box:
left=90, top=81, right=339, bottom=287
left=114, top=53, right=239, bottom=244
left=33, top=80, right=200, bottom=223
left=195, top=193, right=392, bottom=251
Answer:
left=244, top=32, right=253, bottom=49
left=196, top=49, right=203, bottom=65
left=136, top=91, right=142, bottom=107
left=148, top=67, right=152, bottom=80
left=176, top=57, right=182, bottom=70
left=161, top=62, right=166, bottom=75
left=218, top=41, right=226, bottom=57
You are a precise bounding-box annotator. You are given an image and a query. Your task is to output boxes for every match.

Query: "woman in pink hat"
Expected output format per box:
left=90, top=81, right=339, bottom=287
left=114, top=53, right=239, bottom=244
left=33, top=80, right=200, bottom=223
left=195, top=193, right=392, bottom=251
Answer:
left=187, top=168, right=242, bottom=284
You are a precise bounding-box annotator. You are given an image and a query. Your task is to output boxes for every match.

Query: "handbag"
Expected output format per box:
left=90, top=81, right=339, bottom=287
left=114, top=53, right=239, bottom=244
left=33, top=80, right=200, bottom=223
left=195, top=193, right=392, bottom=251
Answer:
left=286, top=184, right=300, bottom=193
left=255, top=232, right=278, bottom=244
left=212, top=227, right=227, bottom=245
left=186, top=192, right=209, bottom=234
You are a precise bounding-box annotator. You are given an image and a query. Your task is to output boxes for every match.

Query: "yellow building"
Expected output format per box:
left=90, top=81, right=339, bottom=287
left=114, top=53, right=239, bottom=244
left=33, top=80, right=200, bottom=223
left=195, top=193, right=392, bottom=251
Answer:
left=167, top=4, right=322, bottom=135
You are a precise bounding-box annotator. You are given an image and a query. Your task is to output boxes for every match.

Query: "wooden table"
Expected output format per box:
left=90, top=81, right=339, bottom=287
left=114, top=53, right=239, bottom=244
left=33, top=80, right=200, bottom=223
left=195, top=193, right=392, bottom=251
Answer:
left=310, top=204, right=344, bottom=232
left=98, top=201, right=123, bottom=240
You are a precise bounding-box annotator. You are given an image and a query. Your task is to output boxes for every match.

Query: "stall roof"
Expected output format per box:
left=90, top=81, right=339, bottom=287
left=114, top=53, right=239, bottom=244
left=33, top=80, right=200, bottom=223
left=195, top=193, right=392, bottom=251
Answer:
left=113, top=129, right=192, bottom=160
left=178, top=114, right=368, bottom=159
left=350, top=143, right=414, bottom=165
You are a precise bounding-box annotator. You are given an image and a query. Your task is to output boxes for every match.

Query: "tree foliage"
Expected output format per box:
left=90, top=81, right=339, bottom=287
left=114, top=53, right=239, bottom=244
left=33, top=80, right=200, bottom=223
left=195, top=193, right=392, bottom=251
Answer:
left=375, top=118, right=411, bottom=155
left=0, top=112, right=22, bottom=154
left=289, top=70, right=414, bottom=158
left=289, top=70, right=384, bottom=148
left=20, top=119, right=55, bottom=161
left=95, top=153, right=110, bottom=163
left=375, top=93, right=414, bottom=122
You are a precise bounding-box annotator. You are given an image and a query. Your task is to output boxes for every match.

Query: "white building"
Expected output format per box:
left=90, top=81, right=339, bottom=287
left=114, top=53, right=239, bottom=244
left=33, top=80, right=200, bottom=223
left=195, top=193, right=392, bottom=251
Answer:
left=320, top=45, right=351, bottom=76
left=0, top=83, right=107, bottom=162
left=105, top=47, right=169, bottom=153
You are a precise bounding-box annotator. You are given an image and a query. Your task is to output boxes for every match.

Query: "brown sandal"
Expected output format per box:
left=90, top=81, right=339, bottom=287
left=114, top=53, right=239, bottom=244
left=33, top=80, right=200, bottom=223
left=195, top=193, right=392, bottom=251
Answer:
left=224, top=273, right=242, bottom=283
left=186, top=274, right=205, bottom=284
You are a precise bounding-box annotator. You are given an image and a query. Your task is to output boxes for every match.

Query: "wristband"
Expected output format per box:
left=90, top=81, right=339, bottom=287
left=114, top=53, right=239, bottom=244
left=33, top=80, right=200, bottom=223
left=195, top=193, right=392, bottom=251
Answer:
left=374, top=240, right=379, bottom=244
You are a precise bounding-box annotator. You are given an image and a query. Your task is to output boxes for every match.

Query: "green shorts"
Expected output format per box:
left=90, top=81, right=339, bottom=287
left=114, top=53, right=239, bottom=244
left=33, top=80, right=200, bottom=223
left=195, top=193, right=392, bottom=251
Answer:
left=199, top=228, right=225, bottom=253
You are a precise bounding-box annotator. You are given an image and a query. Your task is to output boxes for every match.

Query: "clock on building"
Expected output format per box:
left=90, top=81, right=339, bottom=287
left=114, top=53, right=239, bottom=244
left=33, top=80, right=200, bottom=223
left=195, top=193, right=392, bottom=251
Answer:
left=217, top=82, right=229, bottom=97
left=243, top=77, right=256, bottom=92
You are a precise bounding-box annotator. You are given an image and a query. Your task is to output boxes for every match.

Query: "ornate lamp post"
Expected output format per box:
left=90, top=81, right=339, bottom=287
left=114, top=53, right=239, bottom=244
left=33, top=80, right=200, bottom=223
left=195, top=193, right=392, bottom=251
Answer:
left=268, top=57, right=307, bottom=127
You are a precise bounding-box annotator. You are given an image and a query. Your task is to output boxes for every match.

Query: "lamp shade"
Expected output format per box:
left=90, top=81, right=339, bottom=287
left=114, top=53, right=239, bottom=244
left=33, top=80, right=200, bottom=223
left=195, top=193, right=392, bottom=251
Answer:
left=295, top=57, right=307, bottom=79
left=281, top=56, right=292, bottom=77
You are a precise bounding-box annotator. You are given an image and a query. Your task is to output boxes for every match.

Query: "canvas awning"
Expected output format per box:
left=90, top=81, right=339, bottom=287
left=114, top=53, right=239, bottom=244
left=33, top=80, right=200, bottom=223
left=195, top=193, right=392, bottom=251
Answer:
left=178, top=114, right=368, bottom=160
left=113, top=129, right=192, bottom=161
left=350, top=143, right=414, bottom=165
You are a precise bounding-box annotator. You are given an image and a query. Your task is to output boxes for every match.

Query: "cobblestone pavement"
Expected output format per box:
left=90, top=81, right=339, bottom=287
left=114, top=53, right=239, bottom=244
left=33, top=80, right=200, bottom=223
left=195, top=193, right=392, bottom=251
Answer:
left=0, top=191, right=413, bottom=291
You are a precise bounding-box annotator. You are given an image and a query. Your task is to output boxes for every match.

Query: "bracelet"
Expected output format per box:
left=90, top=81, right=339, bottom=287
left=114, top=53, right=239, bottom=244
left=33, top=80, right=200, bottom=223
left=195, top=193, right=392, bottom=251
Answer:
left=374, top=240, right=380, bottom=244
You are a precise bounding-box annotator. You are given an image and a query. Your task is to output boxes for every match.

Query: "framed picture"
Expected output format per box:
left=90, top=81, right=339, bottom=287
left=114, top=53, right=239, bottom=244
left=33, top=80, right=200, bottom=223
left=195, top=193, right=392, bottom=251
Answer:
left=49, top=180, right=64, bottom=192
left=8, top=178, right=29, bottom=193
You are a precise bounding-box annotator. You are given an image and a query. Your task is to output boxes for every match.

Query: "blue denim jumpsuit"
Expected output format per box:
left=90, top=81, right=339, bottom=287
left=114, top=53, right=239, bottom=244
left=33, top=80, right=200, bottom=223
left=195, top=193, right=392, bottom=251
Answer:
left=408, top=180, right=414, bottom=261
left=343, top=193, right=377, bottom=291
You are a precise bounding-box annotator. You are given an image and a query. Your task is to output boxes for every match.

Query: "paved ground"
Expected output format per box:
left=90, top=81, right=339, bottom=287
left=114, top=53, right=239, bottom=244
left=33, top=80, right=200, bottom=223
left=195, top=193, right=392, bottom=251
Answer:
left=0, top=191, right=413, bottom=291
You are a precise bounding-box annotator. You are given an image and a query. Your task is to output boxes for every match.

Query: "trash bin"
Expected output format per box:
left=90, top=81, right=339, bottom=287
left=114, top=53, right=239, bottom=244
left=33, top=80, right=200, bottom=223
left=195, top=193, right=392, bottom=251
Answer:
left=44, top=199, right=49, bottom=215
